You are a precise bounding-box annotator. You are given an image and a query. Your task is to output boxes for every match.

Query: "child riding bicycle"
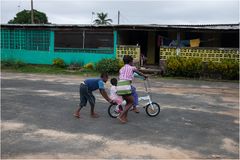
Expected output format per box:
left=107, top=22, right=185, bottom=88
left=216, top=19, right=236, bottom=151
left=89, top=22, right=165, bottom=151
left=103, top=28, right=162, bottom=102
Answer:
left=117, top=55, right=147, bottom=123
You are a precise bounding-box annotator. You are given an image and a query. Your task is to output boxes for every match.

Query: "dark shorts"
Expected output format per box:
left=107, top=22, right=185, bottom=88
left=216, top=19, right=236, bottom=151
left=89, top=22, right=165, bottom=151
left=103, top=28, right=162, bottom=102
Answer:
left=79, top=83, right=95, bottom=107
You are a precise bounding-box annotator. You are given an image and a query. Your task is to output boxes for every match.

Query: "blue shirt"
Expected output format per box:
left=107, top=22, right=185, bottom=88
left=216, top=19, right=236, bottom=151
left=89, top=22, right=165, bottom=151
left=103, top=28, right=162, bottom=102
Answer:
left=84, top=78, right=105, bottom=92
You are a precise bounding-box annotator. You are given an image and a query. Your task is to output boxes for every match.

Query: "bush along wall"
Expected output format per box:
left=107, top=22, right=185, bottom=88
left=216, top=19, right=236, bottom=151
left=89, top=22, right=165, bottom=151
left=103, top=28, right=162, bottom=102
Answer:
left=165, top=56, right=239, bottom=80
left=95, top=58, right=122, bottom=74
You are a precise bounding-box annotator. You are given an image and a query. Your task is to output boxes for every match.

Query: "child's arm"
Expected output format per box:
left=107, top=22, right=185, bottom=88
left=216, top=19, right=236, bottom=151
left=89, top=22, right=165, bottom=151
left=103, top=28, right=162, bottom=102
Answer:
left=133, top=69, right=148, bottom=80
left=98, top=81, right=114, bottom=104
left=99, top=89, right=113, bottom=103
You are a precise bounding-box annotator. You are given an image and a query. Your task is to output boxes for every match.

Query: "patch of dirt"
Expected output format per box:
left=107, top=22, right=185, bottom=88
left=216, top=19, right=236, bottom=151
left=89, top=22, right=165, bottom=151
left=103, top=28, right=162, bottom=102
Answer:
left=233, top=119, right=239, bottom=124
left=1, top=121, right=25, bottom=131
left=18, top=128, right=202, bottom=159
left=102, top=140, right=201, bottom=159
left=24, top=129, right=78, bottom=140
left=218, top=109, right=239, bottom=118
left=221, top=96, right=239, bottom=103
left=221, top=138, right=239, bottom=154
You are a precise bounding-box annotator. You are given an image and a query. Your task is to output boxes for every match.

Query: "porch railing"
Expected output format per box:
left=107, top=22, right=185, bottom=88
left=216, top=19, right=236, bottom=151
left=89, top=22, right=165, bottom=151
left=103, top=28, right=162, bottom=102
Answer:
left=160, top=47, right=239, bottom=62
left=54, top=47, right=114, bottom=54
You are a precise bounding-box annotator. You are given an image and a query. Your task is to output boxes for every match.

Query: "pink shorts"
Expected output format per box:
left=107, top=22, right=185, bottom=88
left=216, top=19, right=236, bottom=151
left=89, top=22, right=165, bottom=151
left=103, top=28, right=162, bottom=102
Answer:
left=111, top=97, right=123, bottom=105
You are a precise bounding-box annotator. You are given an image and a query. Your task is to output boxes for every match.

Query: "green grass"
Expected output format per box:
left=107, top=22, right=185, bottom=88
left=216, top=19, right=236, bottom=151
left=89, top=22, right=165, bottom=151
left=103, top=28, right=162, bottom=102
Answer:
left=1, top=64, right=100, bottom=76
left=1, top=62, right=238, bottom=82
left=150, top=75, right=239, bottom=83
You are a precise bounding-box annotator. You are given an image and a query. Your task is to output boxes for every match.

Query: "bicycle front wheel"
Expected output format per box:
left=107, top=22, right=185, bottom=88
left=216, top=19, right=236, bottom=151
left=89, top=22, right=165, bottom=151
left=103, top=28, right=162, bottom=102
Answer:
left=108, top=104, right=121, bottom=118
left=145, top=102, right=160, bottom=117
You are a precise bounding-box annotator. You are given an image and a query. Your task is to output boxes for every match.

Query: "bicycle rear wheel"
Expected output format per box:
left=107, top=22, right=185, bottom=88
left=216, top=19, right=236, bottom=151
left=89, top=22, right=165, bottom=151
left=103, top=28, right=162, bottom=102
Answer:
left=145, top=102, right=160, bottom=117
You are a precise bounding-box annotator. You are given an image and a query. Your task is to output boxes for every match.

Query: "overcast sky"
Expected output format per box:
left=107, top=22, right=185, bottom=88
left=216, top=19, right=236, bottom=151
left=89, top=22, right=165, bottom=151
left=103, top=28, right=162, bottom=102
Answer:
left=1, top=0, right=239, bottom=25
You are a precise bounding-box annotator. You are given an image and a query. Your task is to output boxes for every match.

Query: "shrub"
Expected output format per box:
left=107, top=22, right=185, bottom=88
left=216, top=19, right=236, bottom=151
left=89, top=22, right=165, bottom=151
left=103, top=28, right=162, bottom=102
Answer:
left=118, top=60, right=124, bottom=69
left=1, top=60, right=16, bottom=67
left=83, top=63, right=94, bottom=70
left=1, top=60, right=26, bottom=69
left=218, top=60, right=239, bottom=80
left=166, top=56, right=182, bottom=76
left=14, top=60, right=26, bottom=68
left=165, top=56, right=239, bottom=80
left=95, top=59, right=120, bottom=74
left=166, top=56, right=202, bottom=78
left=53, top=58, right=65, bottom=68
left=182, top=57, right=202, bottom=77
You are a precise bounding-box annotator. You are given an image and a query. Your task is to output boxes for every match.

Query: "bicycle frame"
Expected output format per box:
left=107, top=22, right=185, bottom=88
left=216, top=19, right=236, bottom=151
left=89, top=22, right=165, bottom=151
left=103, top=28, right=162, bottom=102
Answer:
left=119, top=79, right=154, bottom=109
left=109, top=78, right=160, bottom=118
left=138, top=79, right=154, bottom=109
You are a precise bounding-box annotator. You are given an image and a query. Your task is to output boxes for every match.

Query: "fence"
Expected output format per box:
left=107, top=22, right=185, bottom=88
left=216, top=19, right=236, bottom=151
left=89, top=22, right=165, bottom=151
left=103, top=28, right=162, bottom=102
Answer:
left=160, top=47, right=239, bottom=62
left=54, top=47, right=113, bottom=54
left=116, top=45, right=140, bottom=63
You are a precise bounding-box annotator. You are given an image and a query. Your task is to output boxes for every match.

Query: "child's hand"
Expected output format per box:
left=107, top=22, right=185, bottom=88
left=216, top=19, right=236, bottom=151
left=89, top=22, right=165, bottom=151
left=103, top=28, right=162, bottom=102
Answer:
left=109, top=99, right=116, bottom=105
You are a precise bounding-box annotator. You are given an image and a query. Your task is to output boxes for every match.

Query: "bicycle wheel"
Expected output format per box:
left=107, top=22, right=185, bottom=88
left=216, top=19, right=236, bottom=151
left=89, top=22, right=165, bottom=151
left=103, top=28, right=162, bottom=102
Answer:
left=145, top=102, right=160, bottom=117
left=108, top=104, right=122, bottom=118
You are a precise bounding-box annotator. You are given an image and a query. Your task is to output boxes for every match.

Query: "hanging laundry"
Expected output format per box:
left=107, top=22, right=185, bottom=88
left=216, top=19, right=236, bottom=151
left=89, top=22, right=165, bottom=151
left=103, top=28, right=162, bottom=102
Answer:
left=169, top=40, right=177, bottom=47
left=190, top=39, right=200, bottom=47
left=180, top=40, right=190, bottom=47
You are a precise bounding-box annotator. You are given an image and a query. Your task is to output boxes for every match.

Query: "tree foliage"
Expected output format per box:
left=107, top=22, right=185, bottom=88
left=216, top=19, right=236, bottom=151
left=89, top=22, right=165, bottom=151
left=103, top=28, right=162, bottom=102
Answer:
left=8, top=9, right=49, bottom=24
left=93, top=12, right=112, bottom=25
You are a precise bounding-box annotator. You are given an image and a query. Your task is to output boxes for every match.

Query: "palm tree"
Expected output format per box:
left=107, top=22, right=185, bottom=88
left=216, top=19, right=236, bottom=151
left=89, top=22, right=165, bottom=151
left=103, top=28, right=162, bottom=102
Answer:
left=93, top=12, right=112, bottom=25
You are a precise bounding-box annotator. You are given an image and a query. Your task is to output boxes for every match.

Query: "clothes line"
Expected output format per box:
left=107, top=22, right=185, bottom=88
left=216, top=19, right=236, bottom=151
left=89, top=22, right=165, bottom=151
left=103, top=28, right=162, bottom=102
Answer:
left=157, top=35, right=216, bottom=47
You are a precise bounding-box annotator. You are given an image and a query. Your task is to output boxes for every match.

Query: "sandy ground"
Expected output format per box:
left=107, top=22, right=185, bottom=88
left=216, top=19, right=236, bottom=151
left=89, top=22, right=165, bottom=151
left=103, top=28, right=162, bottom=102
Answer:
left=1, top=72, right=239, bottom=159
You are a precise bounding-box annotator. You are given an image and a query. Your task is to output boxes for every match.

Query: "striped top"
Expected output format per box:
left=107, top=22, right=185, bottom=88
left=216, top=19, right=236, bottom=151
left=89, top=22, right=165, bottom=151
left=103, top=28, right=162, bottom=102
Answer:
left=119, top=64, right=137, bottom=81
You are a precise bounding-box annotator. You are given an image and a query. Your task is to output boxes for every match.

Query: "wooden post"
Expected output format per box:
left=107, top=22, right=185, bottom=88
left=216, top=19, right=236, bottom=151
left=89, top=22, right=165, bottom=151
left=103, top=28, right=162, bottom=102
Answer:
left=177, top=31, right=180, bottom=55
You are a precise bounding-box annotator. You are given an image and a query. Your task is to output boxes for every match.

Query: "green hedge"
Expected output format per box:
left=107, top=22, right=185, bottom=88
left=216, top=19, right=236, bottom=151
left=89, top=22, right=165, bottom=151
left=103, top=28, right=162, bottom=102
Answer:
left=165, top=56, right=239, bottom=80
left=95, top=58, right=121, bottom=74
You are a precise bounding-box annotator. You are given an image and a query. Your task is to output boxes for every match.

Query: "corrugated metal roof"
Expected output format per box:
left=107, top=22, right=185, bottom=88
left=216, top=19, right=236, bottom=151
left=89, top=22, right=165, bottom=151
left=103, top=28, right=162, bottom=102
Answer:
left=1, top=23, right=239, bottom=30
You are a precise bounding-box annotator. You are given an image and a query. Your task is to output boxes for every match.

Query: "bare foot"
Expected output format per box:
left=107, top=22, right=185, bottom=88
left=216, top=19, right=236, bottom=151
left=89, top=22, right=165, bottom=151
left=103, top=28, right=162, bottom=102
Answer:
left=117, top=117, right=127, bottom=124
left=73, top=113, right=80, bottom=118
left=91, top=113, right=100, bottom=118
left=130, top=108, right=140, bottom=113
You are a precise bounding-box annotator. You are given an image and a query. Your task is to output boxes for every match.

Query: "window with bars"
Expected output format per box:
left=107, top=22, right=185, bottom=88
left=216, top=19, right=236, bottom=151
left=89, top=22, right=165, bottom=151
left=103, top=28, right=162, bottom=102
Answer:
left=1, top=29, right=50, bottom=51
left=85, top=31, right=113, bottom=48
left=55, top=31, right=83, bottom=48
left=54, top=30, right=114, bottom=53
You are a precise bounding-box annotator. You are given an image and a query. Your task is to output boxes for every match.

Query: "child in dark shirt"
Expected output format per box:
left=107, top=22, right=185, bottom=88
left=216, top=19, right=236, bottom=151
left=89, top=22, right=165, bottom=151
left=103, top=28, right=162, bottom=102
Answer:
left=73, top=73, right=113, bottom=118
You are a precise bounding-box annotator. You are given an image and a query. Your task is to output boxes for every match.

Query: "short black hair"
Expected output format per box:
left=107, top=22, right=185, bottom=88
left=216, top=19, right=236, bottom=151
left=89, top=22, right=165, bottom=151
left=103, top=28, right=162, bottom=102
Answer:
left=123, top=55, right=133, bottom=64
left=110, top=78, right=117, bottom=86
left=100, top=72, right=108, bottom=78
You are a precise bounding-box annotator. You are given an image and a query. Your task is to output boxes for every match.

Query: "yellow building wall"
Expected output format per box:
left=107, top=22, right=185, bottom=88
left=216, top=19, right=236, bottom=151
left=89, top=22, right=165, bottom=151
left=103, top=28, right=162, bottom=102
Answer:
left=160, top=47, right=239, bottom=62
left=116, top=45, right=140, bottom=65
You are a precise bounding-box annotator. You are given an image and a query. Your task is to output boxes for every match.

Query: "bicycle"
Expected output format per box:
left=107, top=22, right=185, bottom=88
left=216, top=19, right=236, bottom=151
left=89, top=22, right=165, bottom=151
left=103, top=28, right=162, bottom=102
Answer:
left=108, top=78, right=160, bottom=118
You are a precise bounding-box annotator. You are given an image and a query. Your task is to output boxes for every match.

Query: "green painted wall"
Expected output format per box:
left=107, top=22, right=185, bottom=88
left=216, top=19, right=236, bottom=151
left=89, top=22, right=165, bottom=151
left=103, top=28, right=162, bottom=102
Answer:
left=1, top=49, right=115, bottom=65
left=1, top=30, right=117, bottom=65
left=113, top=30, right=117, bottom=57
